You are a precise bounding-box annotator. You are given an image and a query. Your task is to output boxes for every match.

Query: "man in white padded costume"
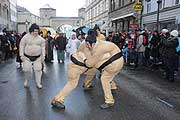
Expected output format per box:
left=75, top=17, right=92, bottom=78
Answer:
left=19, top=23, right=45, bottom=89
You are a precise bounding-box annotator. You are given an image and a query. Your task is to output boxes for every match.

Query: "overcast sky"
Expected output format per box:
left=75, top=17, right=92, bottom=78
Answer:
left=17, top=0, right=86, bottom=17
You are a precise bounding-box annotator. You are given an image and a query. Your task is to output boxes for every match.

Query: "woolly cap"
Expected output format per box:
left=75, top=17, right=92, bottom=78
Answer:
left=170, top=30, right=178, bottom=37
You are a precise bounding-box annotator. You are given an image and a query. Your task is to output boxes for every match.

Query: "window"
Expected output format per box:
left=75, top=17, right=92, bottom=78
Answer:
left=102, top=1, right=105, bottom=12
left=122, top=0, right=124, bottom=6
left=0, top=4, right=1, bottom=16
left=119, top=0, right=121, bottom=7
left=110, top=0, right=115, bottom=11
left=98, top=4, right=100, bottom=14
left=147, top=2, right=151, bottom=13
left=95, top=7, right=97, bottom=16
left=159, top=1, right=163, bottom=9
left=175, top=0, right=179, bottom=4
left=113, top=0, right=115, bottom=10
left=91, top=8, right=94, bottom=18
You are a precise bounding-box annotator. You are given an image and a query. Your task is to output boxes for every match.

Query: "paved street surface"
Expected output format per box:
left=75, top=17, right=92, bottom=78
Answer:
left=1, top=56, right=180, bottom=120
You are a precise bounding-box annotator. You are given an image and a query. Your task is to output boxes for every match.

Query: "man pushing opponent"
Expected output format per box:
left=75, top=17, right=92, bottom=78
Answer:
left=51, top=29, right=124, bottom=109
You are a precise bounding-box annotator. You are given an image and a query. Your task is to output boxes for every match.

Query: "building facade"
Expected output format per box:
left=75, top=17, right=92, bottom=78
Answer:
left=39, top=5, right=84, bottom=32
left=78, top=7, right=85, bottom=25
left=0, top=0, right=10, bottom=31
left=50, top=17, right=83, bottom=32
left=142, top=0, right=180, bottom=31
left=85, top=0, right=109, bottom=30
left=40, top=4, right=56, bottom=19
left=17, top=10, right=42, bottom=33
left=9, top=0, right=17, bottom=31
left=109, top=0, right=138, bottom=32
left=17, top=4, right=84, bottom=34
left=78, top=7, right=86, bottom=19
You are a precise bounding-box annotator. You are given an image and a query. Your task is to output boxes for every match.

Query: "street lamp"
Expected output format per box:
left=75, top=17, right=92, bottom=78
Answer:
left=76, top=21, right=80, bottom=27
left=25, top=19, right=28, bottom=32
left=156, top=0, right=162, bottom=32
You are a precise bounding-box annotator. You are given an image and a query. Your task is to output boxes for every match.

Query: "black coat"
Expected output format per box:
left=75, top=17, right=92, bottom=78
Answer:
left=55, top=36, right=67, bottom=50
left=162, top=37, right=178, bottom=58
left=150, top=35, right=161, bottom=57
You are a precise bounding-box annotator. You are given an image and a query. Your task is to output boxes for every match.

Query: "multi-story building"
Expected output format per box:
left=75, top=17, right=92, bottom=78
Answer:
left=142, top=0, right=180, bottom=31
left=0, top=0, right=10, bottom=31
left=78, top=7, right=85, bottom=25
left=9, top=0, right=17, bottom=31
left=85, top=0, right=109, bottom=30
left=17, top=5, right=42, bottom=33
left=108, top=0, right=137, bottom=32
left=39, top=5, right=84, bottom=32
left=40, top=4, right=56, bottom=19
left=78, top=7, right=86, bottom=19
left=17, top=4, right=84, bottom=34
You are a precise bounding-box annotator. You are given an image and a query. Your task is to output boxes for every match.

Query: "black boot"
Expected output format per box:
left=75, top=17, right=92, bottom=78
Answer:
left=51, top=101, right=65, bottom=109
left=168, top=79, right=174, bottom=82
left=100, top=103, right=114, bottom=109
left=83, top=84, right=94, bottom=91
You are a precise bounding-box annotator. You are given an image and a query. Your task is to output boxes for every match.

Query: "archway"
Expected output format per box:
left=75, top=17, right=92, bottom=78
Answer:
left=56, top=24, right=79, bottom=38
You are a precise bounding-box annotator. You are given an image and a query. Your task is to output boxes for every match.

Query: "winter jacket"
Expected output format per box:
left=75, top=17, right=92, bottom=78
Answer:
left=162, top=37, right=178, bottom=58
left=136, top=34, right=145, bottom=52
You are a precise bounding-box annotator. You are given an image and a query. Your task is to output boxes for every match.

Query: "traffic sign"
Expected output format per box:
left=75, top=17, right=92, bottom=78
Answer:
left=133, top=5, right=143, bottom=11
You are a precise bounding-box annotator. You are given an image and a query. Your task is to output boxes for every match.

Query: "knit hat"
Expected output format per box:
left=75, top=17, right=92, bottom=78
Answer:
left=161, top=29, right=169, bottom=33
left=0, top=32, right=4, bottom=35
left=71, top=32, right=76, bottom=36
left=170, top=30, right=178, bottom=37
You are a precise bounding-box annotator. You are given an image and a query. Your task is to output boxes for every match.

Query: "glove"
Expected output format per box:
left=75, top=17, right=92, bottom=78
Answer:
left=41, top=56, right=45, bottom=63
left=20, top=56, right=25, bottom=61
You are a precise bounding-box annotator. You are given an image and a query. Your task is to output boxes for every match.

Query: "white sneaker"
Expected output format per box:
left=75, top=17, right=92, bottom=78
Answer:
left=24, top=80, right=28, bottom=88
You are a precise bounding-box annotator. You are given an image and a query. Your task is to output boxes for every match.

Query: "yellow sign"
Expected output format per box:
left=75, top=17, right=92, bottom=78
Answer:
left=133, top=5, right=143, bottom=11
left=133, top=0, right=143, bottom=11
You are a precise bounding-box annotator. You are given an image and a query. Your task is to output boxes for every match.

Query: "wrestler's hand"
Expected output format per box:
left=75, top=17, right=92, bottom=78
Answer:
left=20, top=56, right=25, bottom=61
left=41, top=56, right=45, bottom=63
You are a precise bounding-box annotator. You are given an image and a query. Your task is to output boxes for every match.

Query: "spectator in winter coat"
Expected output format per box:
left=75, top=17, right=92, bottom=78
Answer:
left=150, top=30, right=161, bottom=64
left=55, top=33, right=67, bottom=63
left=66, top=32, right=81, bottom=57
left=163, top=30, right=179, bottom=82
left=135, top=30, right=146, bottom=67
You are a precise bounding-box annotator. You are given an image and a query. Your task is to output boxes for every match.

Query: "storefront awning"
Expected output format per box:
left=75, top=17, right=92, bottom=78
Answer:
left=111, top=13, right=135, bottom=21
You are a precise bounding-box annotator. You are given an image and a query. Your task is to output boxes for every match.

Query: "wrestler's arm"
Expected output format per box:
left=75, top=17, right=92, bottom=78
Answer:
left=85, top=42, right=119, bottom=67
left=19, top=35, right=27, bottom=57
left=41, top=37, right=46, bottom=57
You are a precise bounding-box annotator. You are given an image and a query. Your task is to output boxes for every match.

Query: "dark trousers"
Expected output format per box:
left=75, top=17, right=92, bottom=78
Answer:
left=163, top=56, right=176, bottom=81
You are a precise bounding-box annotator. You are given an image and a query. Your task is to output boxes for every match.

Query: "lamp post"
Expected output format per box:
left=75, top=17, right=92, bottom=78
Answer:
left=156, top=0, right=162, bottom=32
left=25, top=19, right=28, bottom=32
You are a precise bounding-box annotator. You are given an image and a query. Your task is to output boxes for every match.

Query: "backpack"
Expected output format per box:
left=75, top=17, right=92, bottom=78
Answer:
left=143, top=36, right=148, bottom=46
left=176, top=37, right=180, bottom=52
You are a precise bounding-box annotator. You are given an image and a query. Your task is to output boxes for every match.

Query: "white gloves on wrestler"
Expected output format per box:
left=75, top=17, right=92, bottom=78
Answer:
left=41, top=56, right=45, bottom=63
left=20, top=56, right=25, bottom=61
